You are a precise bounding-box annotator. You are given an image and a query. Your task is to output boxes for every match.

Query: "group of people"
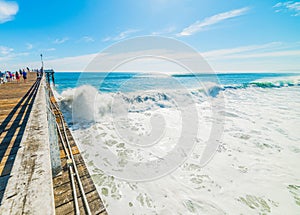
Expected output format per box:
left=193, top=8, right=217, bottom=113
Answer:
left=0, top=67, right=30, bottom=84
left=33, top=68, right=44, bottom=79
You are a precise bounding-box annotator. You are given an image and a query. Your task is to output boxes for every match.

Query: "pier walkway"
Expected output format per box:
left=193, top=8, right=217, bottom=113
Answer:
left=0, top=73, right=54, bottom=214
left=0, top=73, right=107, bottom=214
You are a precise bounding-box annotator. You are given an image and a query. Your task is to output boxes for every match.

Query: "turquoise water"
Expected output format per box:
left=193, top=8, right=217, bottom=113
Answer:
left=53, top=72, right=298, bottom=93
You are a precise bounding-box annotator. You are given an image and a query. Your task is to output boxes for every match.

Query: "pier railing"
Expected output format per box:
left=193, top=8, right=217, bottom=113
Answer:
left=45, top=84, right=62, bottom=177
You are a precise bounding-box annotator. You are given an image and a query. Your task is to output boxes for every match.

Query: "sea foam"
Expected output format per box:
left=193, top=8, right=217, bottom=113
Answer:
left=53, top=75, right=300, bottom=214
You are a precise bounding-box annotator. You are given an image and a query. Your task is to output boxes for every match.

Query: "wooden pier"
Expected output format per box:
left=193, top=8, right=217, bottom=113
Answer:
left=48, top=85, right=107, bottom=214
left=0, top=73, right=107, bottom=214
left=0, top=73, right=39, bottom=203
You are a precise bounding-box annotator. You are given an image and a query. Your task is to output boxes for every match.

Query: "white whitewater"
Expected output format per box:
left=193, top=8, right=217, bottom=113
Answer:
left=55, top=75, right=300, bottom=214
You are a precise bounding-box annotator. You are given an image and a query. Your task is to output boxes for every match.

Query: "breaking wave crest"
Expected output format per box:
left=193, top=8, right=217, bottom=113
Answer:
left=53, top=75, right=300, bottom=124
left=225, top=75, right=300, bottom=89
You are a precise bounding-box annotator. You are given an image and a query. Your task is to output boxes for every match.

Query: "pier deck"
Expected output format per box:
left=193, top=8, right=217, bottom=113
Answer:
left=0, top=73, right=39, bottom=203
left=0, top=74, right=107, bottom=214
left=0, top=73, right=54, bottom=214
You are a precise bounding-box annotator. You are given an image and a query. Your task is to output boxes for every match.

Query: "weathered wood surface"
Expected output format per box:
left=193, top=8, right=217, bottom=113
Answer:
left=49, top=89, right=107, bottom=215
left=0, top=74, right=55, bottom=214
left=0, top=73, right=107, bottom=214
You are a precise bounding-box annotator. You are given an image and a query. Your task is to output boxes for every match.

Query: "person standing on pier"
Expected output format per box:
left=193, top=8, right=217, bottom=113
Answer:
left=16, top=71, right=20, bottom=83
left=23, top=70, right=27, bottom=83
left=9, top=71, right=12, bottom=81
left=6, top=71, right=10, bottom=82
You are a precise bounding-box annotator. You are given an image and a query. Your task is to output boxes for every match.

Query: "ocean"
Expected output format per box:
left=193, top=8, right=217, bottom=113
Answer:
left=53, top=72, right=300, bottom=214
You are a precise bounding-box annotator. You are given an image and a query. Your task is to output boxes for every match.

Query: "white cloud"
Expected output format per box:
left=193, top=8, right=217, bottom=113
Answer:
left=178, top=7, right=249, bottom=36
left=202, top=42, right=283, bottom=58
left=102, top=29, right=139, bottom=42
left=0, top=45, right=31, bottom=68
left=4, top=41, right=300, bottom=72
left=0, top=51, right=29, bottom=63
left=53, top=37, right=69, bottom=44
left=0, top=45, right=13, bottom=55
left=0, top=45, right=30, bottom=63
left=49, top=47, right=300, bottom=72
left=23, top=53, right=98, bottom=71
left=201, top=42, right=300, bottom=71
left=26, top=43, right=33, bottom=50
left=80, top=36, right=95, bottom=42
left=151, top=26, right=176, bottom=36
left=43, top=48, right=56, bottom=52
left=202, top=42, right=300, bottom=60
left=0, top=0, right=18, bottom=23
left=273, top=1, right=300, bottom=16
left=223, top=49, right=300, bottom=59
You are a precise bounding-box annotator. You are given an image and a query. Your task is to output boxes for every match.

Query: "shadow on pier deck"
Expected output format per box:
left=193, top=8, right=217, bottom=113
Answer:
left=0, top=73, right=108, bottom=214
left=0, top=76, right=40, bottom=204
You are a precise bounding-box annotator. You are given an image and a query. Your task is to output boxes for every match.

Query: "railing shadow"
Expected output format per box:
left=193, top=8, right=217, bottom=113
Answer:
left=0, top=79, right=40, bottom=204
left=0, top=82, right=37, bottom=135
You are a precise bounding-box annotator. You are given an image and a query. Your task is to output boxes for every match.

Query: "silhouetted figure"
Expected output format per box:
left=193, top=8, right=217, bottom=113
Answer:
left=16, top=71, right=20, bottom=83
left=23, top=70, right=27, bottom=83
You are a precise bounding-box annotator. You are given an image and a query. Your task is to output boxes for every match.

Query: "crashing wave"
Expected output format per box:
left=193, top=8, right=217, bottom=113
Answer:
left=53, top=75, right=300, bottom=124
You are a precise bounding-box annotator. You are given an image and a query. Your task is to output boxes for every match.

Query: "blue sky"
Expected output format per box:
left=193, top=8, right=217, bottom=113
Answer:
left=0, top=0, right=299, bottom=72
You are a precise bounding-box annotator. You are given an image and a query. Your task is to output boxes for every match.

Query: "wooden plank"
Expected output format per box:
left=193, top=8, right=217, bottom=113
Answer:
left=50, top=90, right=107, bottom=215
left=57, top=190, right=107, bottom=215
left=54, top=175, right=97, bottom=207
left=0, top=74, right=55, bottom=214
left=53, top=163, right=91, bottom=188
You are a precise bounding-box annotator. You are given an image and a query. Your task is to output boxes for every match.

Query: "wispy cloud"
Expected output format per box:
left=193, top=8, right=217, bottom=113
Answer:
left=202, top=42, right=300, bottom=60
left=102, top=29, right=139, bottom=42
left=178, top=7, right=249, bottom=36
left=26, top=43, right=33, bottom=50
left=202, top=42, right=282, bottom=58
left=23, top=53, right=98, bottom=71
left=36, top=47, right=56, bottom=56
left=224, top=49, right=300, bottom=59
left=80, top=36, right=95, bottom=43
left=151, top=26, right=176, bottom=36
left=0, top=0, right=18, bottom=24
left=45, top=48, right=56, bottom=52
left=53, top=37, right=69, bottom=44
left=0, top=45, right=29, bottom=62
left=0, top=45, right=13, bottom=55
left=16, top=42, right=300, bottom=72
left=273, top=1, right=300, bottom=16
